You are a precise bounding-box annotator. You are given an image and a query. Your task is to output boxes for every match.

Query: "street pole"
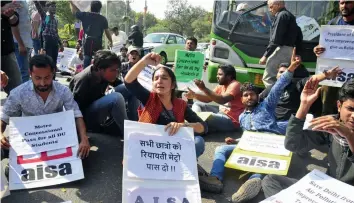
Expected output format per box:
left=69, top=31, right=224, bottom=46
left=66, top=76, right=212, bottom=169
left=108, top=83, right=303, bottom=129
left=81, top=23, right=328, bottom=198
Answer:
left=143, top=0, right=147, bottom=36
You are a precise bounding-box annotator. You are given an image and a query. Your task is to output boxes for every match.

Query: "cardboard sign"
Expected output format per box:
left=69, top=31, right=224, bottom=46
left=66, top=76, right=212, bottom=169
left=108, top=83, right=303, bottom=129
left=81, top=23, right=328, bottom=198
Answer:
left=296, top=16, right=320, bottom=41
left=57, top=48, right=77, bottom=72
left=72, top=1, right=91, bottom=12
left=261, top=169, right=354, bottom=203
left=123, top=120, right=201, bottom=203
left=8, top=111, right=84, bottom=190
left=174, top=50, right=204, bottom=82
left=316, top=58, right=354, bottom=87
left=225, top=131, right=292, bottom=175
left=318, top=25, right=354, bottom=61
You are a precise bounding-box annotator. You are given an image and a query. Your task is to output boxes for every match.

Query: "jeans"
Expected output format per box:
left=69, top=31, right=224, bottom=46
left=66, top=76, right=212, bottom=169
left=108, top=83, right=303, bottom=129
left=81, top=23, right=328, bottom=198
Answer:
left=192, top=101, right=238, bottom=132
left=84, top=92, right=127, bottom=136
left=14, top=43, right=31, bottom=83
left=32, top=38, right=41, bottom=55
left=210, top=144, right=264, bottom=181
left=1, top=52, right=22, bottom=95
left=84, top=55, right=92, bottom=68
left=277, top=121, right=288, bottom=135
left=195, top=136, right=205, bottom=158
left=115, top=84, right=140, bottom=121
left=262, top=174, right=297, bottom=198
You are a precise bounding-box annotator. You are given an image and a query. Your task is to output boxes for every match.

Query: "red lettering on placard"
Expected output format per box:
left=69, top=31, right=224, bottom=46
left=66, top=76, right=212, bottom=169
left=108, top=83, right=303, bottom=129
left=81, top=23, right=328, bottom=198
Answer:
left=17, top=147, right=73, bottom=164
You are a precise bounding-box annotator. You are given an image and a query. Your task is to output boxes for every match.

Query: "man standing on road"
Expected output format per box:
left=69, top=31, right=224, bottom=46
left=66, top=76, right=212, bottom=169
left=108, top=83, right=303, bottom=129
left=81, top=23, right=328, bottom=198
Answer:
left=313, top=0, right=354, bottom=115
left=0, top=55, right=90, bottom=159
left=31, top=8, right=42, bottom=55
left=260, top=0, right=302, bottom=88
left=12, top=0, right=33, bottom=83
left=1, top=1, right=22, bottom=95
left=128, top=25, right=143, bottom=48
left=69, top=1, right=113, bottom=68
left=112, top=26, right=128, bottom=47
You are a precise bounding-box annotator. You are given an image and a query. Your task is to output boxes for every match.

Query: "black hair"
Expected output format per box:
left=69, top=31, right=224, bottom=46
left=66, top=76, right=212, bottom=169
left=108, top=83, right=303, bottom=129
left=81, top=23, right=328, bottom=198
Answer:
left=338, top=79, right=354, bottom=103
left=240, top=82, right=259, bottom=94
left=112, top=27, right=118, bottom=32
left=152, top=66, right=177, bottom=100
left=278, top=63, right=290, bottom=69
left=92, top=50, right=121, bottom=71
left=120, top=47, right=128, bottom=52
left=277, top=63, right=310, bottom=78
left=91, top=1, right=102, bottom=13
left=45, top=1, right=56, bottom=7
left=218, top=64, right=236, bottom=80
left=29, top=55, right=56, bottom=72
left=186, top=37, right=198, bottom=45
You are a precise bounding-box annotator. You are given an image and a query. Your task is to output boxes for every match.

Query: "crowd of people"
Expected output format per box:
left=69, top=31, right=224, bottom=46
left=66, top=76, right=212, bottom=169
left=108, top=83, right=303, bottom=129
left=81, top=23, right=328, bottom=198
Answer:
left=1, top=0, right=354, bottom=202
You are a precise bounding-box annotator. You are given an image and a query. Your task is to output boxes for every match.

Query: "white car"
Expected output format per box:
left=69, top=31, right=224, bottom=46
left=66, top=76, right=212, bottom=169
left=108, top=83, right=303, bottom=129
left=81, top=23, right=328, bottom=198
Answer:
left=143, top=33, right=186, bottom=65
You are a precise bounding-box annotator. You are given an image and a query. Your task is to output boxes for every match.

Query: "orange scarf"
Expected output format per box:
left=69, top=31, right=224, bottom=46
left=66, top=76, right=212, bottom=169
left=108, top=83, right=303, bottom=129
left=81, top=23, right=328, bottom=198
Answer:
left=138, top=92, right=186, bottom=124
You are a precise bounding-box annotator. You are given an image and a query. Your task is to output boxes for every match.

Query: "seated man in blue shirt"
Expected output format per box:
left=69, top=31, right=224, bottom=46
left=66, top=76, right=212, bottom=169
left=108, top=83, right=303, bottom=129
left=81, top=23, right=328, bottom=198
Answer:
left=199, top=48, right=301, bottom=203
left=0, top=55, right=90, bottom=159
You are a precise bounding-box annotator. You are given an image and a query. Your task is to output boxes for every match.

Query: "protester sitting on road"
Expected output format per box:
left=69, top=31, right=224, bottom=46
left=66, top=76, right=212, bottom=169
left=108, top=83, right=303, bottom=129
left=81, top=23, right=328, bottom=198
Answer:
left=69, top=47, right=84, bottom=74
left=119, top=46, right=128, bottom=63
left=0, top=55, right=90, bottom=159
left=262, top=77, right=354, bottom=198
left=198, top=49, right=301, bottom=203
left=69, top=50, right=127, bottom=136
left=115, top=46, right=142, bottom=121
left=186, top=65, right=244, bottom=133
left=124, top=52, right=207, bottom=160
left=259, top=62, right=342, bottom=122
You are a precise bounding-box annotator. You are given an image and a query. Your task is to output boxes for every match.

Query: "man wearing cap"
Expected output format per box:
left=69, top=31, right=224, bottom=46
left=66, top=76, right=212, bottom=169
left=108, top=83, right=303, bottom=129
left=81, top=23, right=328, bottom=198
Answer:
left=114, top=46, right=141, bottom=121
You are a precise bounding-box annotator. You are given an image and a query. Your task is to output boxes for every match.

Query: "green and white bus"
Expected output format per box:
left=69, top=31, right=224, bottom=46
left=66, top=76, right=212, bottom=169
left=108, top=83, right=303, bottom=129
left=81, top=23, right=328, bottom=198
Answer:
left=207, top=1, right=338, bottom=87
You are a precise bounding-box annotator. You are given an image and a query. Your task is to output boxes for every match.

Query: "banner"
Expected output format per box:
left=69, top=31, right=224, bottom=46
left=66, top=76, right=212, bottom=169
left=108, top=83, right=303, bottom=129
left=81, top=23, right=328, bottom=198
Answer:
left=174, top=50, right=204, bottom=82
left=296, top=16, right=320, bottom=41
left=137, top=65, right=154, bottom=91
left=72, top=1, right=91, bottom=12
left=225, top=131, right=292, bottom=175
left=8, top=111, right=84, bottom=190
left=123, top=120, right=201, bottom=203
left=316, top=58, right=354, bottom=87
left=318, top=25, right=354, bottom=61
left=57, top=48, right=77, bottom=72
left=261, top=169, right=354, bottom=203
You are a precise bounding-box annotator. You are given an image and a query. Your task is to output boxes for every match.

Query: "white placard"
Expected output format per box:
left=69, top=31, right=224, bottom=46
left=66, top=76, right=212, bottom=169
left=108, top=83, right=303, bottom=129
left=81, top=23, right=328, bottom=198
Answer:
left=319, top=25, right=354, bottom=61
left=316, top=58, right=354, bottom=87
left=72, top=1, right=91, bottom=12
left=123, top=120, right=201, bottom=203
left=1, top=167, right=10, bottom=198
left=9, top=146, right=84, bottom=190
left=137, top=66, right=154, bottom=91
left=127, top=133, right=197, bottom=181
left=261, top=169, right=354, bottom=203
left=57, top=48, right=77, bottom=72
left=9, top=111, right=78, bottom=156
left=126, top=187, right=200, bottom=203
left=237, top=131, right=291, bottom=156
left=296, top=16, right=320, bottom=41
left=227, top=154, right=288, bottom=171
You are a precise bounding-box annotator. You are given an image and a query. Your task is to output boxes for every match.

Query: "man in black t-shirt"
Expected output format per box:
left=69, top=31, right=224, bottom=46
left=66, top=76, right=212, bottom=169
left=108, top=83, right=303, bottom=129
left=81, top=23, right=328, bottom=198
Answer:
left=69, top=1, right=113, bottom=68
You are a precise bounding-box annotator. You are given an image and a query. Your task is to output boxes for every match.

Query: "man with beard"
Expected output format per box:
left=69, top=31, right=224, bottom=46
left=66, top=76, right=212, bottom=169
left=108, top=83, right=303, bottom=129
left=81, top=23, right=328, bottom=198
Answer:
left=313, top=0, right=354, bottom=115
left=0, top=55, right=90, bottom=159
left=186, top=64, right=244, bottom=133
left=198, top=49, right=301, bottom=202
left=262, top=78, right=354, bottom=198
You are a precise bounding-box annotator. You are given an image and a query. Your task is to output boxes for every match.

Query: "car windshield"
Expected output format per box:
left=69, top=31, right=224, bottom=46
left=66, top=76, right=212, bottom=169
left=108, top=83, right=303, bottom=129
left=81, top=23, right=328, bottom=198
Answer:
left=144, top=34, right=168, bottom=43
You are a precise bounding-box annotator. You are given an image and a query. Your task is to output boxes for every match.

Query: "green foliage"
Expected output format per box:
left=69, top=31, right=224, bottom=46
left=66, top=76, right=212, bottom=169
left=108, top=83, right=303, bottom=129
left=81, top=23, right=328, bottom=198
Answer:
left=58, top=24, right=75, bottom=41
left=56, top=1, right=76, bottom=27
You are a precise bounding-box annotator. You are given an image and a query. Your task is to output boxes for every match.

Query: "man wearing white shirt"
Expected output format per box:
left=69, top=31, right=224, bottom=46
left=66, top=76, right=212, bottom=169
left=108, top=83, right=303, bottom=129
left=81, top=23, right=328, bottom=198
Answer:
left=69, top=47, right=84, bottom=74
left=111, top=26, right=128, bottom=46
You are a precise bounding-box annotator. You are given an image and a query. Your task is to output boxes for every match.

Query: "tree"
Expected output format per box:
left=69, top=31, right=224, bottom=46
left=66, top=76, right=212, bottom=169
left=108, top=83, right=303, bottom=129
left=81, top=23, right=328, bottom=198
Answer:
left=147, top=19, right=170, bottom=33
left=134, top=12, right=158, bottom=32
left=191, top=12, right=212, bottom=39
left=56, top=1, right=76, bottom=27
left=164, top=0, right=208, bottom=36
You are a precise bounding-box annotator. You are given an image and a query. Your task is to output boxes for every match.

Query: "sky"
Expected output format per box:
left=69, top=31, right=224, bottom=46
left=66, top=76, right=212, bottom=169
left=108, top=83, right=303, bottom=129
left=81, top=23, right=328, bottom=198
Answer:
left=130, top=0, right=214, bottom=19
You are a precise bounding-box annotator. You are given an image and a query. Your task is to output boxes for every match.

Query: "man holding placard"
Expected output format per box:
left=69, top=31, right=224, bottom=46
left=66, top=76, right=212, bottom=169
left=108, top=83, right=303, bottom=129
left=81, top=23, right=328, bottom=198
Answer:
left=0, top=55, right=90, bottom=159
left=186, top=65, right=244, bottom=133
left=262, top=77, right=354, bottom=199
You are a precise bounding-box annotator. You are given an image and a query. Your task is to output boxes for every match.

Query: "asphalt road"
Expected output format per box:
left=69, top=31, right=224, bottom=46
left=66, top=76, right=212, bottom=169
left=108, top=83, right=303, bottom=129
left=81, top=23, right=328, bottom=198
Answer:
left=1, top=74, right=329, bottom=203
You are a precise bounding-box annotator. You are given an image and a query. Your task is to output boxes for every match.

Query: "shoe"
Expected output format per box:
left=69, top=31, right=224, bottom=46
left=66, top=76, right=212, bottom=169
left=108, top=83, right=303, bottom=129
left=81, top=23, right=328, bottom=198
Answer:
left=199, top=176, right=223, bottom=194
left=231, top=178, right=262, bottom=203
left=197, top=164, right=208, bottom=177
